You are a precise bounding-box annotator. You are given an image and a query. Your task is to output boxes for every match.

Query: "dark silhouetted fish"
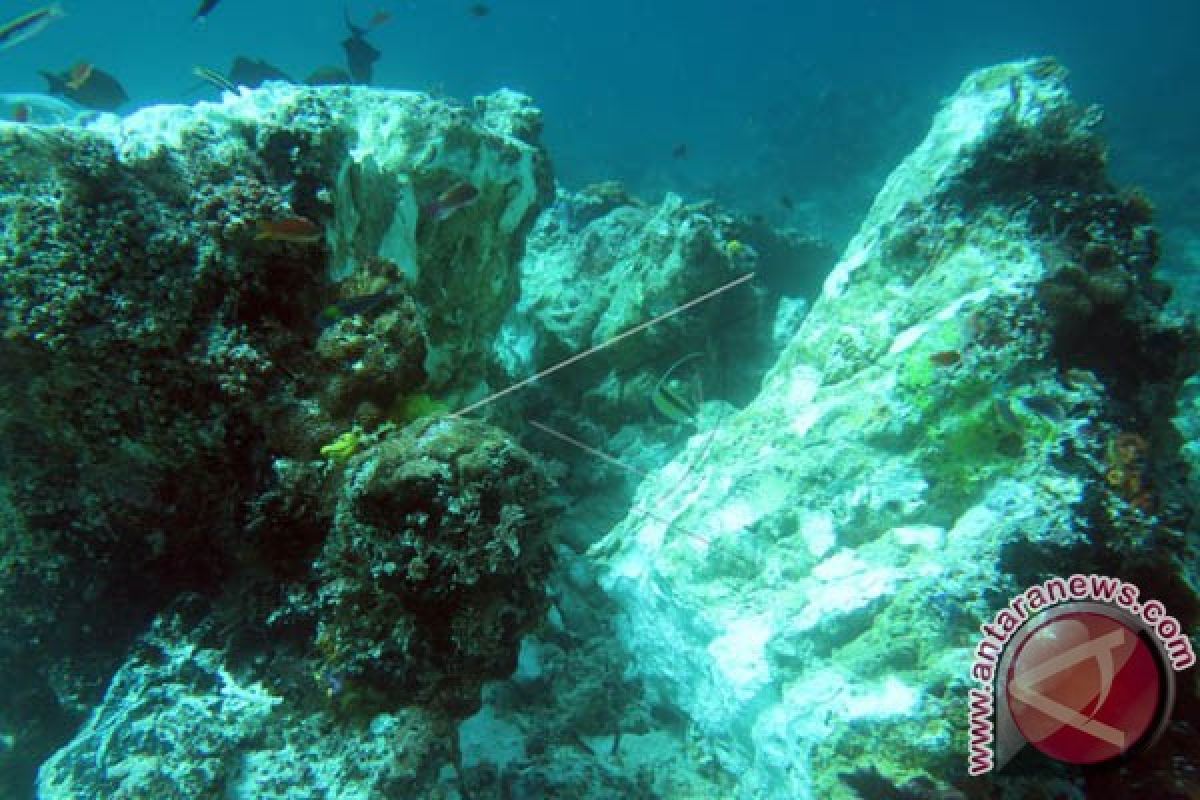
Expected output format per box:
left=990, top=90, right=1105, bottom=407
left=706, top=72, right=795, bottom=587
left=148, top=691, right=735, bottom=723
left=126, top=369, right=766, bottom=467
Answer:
left=468, top=3, right=491, bottom=17
left=229, top=57, right=294, bottom=88
left=305, top=65, right=353, bottom=86
left=193, top=0, right=221, bottom=22
left=671, top=143, right=688, bottom=159
left=342, top=10, right=381, bottom=84
left=316, top=289, right=396, bottom=330
left=40, top=64, right=129, bottom=111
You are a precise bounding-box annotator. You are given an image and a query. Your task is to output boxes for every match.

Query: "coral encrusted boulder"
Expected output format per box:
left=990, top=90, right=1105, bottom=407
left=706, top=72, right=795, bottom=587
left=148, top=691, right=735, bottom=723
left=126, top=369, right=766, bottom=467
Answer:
left=0, top=82, right=551, bottom=798
left=590, top=58, right=1198, bottom=799
left=314, top=416, right=554, bottom=717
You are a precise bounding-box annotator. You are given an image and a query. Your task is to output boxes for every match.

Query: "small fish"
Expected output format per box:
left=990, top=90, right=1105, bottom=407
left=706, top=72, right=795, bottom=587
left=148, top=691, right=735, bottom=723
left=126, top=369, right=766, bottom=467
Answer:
left=66, top=62, right=94, bottom=91
left=1018, top=394, right=1065, bottom=421
left=929, top=350, right=961, bottom=367
left=0, top=92, right=75, bottom=124
left=653, top=379, right=698, bottom=426
left=671, top=143, right=688, bottom=159
left=317, top=289, right=395, bottom=329
left=229, top=56, right=293, bottom=87
left=255, top=216, right=323, bottom=244
left=0, top=4, right=65, bottom=51
left=193, top=65, right=238, bottom=94
left=468, top=3, right=491, bottom=17
left=779, top=194, right=795, bottom=211
left=368, top=10, right=392, bottom=28
left=343, top=10, right=382, bottom=84
left=651, top=353, right=703, bottom=426
left=424, top=181, right=480, bottom=221
left=193, top=0, right=221, bottom=22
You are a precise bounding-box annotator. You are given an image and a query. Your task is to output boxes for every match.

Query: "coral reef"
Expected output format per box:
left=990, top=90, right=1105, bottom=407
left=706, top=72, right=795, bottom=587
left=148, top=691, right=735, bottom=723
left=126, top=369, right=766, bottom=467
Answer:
left=506, top=182, right=834, bottom=396
left=37, top=602, right=460, bottom=800
left=1, top=57, right=1197, bottom=800
left=590, top=58, right=1198, bottom=799
left=313, top=416, right=553, bottom=717
left=496, top=185, right=829, bottom=545
left=0, top=83, right=551, bottom=798
left=38, top=607, right=285, bottom=799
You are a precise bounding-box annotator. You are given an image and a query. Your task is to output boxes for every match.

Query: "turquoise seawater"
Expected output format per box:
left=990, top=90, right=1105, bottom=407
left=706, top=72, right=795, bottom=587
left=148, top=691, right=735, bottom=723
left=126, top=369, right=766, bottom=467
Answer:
left=3, top=1, right=1199, bottom=238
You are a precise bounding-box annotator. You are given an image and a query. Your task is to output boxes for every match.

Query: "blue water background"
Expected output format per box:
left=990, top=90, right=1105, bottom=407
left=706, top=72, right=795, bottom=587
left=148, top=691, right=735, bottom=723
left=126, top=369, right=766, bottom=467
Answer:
left=3, top=1, right=1198, bottom=242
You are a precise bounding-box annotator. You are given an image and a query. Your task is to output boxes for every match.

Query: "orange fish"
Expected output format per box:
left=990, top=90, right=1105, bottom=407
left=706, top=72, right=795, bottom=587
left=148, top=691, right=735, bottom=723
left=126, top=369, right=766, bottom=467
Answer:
left=255, top=216, right=323, bottom=244
left=66, top=61, right=94, bottom=91
left=929, top=350, right=962, bottom=367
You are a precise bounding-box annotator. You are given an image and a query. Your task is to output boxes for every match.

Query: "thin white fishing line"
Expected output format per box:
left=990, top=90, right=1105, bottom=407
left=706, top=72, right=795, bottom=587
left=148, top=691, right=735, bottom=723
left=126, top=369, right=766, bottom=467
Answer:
left=453, top=271, right=755, bottom=417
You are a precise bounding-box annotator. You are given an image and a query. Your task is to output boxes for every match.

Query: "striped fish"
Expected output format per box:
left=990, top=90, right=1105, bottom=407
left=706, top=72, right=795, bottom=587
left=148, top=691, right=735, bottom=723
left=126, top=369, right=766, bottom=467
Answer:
left=193, top=65, right=238, bottom=94
left=0, top=4, right=64, bottom=51
left=651, top=353, right=704, bottom=427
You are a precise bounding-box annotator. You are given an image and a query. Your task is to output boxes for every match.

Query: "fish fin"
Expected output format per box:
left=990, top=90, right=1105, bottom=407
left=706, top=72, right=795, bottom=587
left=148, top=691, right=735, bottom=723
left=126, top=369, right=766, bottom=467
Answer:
left=344, top=7, right=366, bottom=37
left=39, top=70, right=68, bottom=94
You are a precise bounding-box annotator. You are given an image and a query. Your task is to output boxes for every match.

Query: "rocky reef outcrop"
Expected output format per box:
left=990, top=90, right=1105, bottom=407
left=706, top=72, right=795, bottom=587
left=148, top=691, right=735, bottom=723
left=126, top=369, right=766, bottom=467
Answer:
left=2, top=57, right=1197, bottom=800
left=591, top=58, right=1198, bottom=799
left=0, top=84, right=553, bottom=798
left=314, top=415, right=553, bottom=717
